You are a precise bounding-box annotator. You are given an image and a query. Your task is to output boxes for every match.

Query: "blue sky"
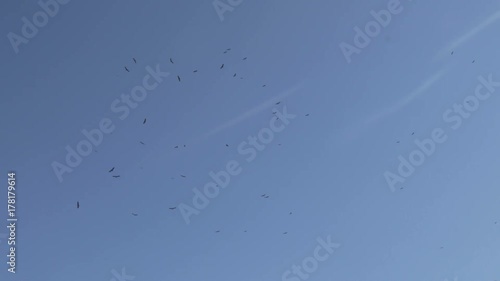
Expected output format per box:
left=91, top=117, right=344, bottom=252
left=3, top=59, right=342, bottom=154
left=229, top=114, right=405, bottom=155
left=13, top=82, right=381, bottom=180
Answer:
left=1, top=0, right=500, bottom=280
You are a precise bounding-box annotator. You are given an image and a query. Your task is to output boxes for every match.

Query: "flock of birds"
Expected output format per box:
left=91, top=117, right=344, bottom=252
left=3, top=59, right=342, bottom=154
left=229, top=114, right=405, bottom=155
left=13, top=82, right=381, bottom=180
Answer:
left=71, top=48, right=497, bottom=253
left=76, top=48, right=311, bottom=236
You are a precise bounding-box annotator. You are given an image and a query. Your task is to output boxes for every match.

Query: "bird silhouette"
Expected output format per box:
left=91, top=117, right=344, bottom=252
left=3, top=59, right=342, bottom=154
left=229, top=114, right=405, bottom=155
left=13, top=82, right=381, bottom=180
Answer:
left=169, top=207, right=176, bottom=210
left=139, top=141, right=145, bottom=145
left=411, top=132, right=414, bottom=135
left=265, top=195, right=270, bottom=198
left=124, top=67, right=129, bottom=72
left=262, top=85, right=266, bottom=87
left=131, top=213, right=138, bottom=216
left=451, top=51, right=454, bottom=55
left=243, top=57, right=247, bottom=60
left=77, top=201, right=80, bottom=209
left=289, top=212, right=292, bottom=215
left=226, top=144, right=229, bottom=147
left=133, top=58, right=137, bottom=64
left=472, top=60, right=475, bottom=63
left=261, top=194, right=266, bottom=197
left=170, top=58, right=174, bottom=64
left=220, top=64, right=224, bottom=69
left=215, top=230, right=220, bottom=233
left=180, top=175, right=186, bottom=178
left=193, top=70, right=198, bottom=73
left=396, top=141, right=400, bottom=144
left=143, top=118, right=147, bottom=124
left=174, top=146, right=179, bottom=148
left=113, top=175, right=120, bottom=178
left=177, top=75, right=181, bottom=82
left=275, top=102, right=280, bottom=105
left=283, top=232, right=288, bottom=234
left=305, top=114, right=309, bottom=116
left=109, top=167, right=115, bottom=173
left=233, top=73, right=237, bottom=77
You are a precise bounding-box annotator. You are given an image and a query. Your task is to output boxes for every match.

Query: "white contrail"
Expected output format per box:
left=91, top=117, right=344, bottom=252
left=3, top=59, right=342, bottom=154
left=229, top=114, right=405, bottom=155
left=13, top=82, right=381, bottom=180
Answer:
left=434, top=9, right=500, bottom=61
left=203, top=82, right=304, bottom=138
left=365, top=67, right=448, bottom=125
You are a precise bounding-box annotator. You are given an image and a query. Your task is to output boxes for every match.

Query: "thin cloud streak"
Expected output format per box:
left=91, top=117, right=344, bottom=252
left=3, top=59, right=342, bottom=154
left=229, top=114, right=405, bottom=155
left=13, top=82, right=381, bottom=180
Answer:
left=336, top=68, right=448, bottom=146
left=365, top=67, right=448, bottom=125
left=203, top=82, right=304, bottom=138
left=434, top=9, right=500, bottom=61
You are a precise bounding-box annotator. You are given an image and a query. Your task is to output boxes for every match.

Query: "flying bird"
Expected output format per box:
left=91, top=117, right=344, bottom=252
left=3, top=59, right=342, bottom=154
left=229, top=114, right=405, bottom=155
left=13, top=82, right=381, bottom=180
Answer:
left=77, top=201, right=80, bottom=209
left=226, top=48, right=231, bottom=51
left=131, top=213, right=138, bottom=216
left=143, top=118, right=147, bottom=124
left=139, top=141, right=145, bottom=145
left=170, top=58, right=174, bottom=64
left=283, top=232, right=288, bottom=234
left=472, top=60, right=475, bottom=63
left=226, top=144, right=229, bottom=147
left=180, top=175, right=186, bottom=178
left=220, top=64, right=224, bottom=69
left=261, top=194, right=266, bottom=197
left=113, top=175, right=120, bottom=178
left=133, top=58, right=137, bottom=64
left=243, top=57, right=247, bottom=60
left=305, top=114, right=309, bottom=116
left=124, top=66, right=129, bottom=72
left=183, top=145, right=186, bottom=147
left=262, top=85, right=266, bottom=87
left=177, top=75, right=181, bottom=82
left=451, top=51, right=454, bottom=55
left=275, top=102, right=280, bottom=105
left=215, top=230, right=220, bottom=233
left=169, top=207, right=176, bottom=210
left=411, top=132, right=414, bottom=135
left=289, top=212, right=292, bottom=215
left=174, top=146, right=179, bottom=148
left=233, top=73, right=237, bottom=77
left=193, top=70, right=198, bottom=73
left=264, top=195, right=270, bottom=198
left=396, top=141, right=400, bottom=144
left=109, top=167, right=115, bottom=173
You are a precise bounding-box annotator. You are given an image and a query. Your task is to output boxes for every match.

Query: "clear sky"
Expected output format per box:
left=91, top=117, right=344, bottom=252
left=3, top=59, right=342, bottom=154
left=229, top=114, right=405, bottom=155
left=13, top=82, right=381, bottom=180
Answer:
left=1, top=0, right=500, bottom=280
